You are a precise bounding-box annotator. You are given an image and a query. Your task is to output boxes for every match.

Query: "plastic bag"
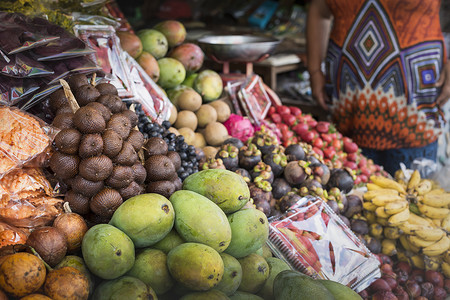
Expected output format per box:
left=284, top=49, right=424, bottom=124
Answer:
left=433, top=161, right=450, bottom=191
left=0, top=106, right=58, bottom=179
left=238, top=74, right=272, bottom=125
left=0, top=51, right=53, bottom=78
left=409, top=158, right=439, bottom=179
left=268, top=196, right=380, bottom=292
left=0, top=221, right=28, bottom=249
left=0, top=76, right=41, bottom=106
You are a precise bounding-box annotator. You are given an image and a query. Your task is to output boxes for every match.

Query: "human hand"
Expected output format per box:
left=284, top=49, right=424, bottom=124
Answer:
left=435, top=61, right=450, bottom=107
left=309, top=70, right=330, bottom=111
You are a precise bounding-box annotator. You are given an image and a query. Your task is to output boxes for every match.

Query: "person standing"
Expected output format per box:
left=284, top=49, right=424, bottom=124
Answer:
left=306, top=0, right=450, bottom=175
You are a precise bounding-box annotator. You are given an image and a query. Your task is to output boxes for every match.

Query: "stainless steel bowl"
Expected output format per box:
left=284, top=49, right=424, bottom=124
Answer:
left=197, top=35, right=281, bottom=63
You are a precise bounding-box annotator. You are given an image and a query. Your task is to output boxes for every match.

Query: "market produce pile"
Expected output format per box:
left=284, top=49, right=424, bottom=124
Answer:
left=0, top=4, right=449, bottom=300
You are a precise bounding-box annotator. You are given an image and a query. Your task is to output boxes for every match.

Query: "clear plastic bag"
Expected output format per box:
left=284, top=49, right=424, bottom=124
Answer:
left=268, top=195, right=380, bottom=292
left=433, top=160, right=450, bottom=191
left=409, top=158, right=439, bottom=179
left=0, top=221, right=28, bottom=249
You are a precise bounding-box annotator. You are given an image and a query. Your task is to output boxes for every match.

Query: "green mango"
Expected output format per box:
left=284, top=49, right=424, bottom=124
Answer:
left=257, top=257, right=291, bottom=300
left=152, top=229, right=184, bottom=254
left=273, top=270, right=334, bottom=300
left=109, top=193, right=175, bottom=248
left=237, top=254, right=269, bottom=294
left=182, top=73, right=198, bottom=88
left=180, top=289, right=230, bottom=300
left=170, top=190, right=231, bottom=252
left=229, top=291, right=264, bottom=300
left=182, top=169, right=250, bottom=213
left=193, top=69, right=223, bottom=102
left=82, top=224, right=135, bottom=280
left=225, top=208, right=269, bottom=258
left=214, top=253, right=242, bottom=295
left=318, top=279, right=362, bottom=300
left=254, top=243, right=273, bottom=259
left=167, top=242, right=224, bottom=291
left=92, top=276, right=156, bottom=300
left=127, top=248, right=174, bottom=295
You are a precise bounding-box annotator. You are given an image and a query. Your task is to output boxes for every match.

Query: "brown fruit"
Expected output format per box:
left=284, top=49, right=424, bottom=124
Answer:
left=106, top=113, right=131, bottom=139
left=105, top=165, right=134, bottom=189
left=67, top=74, right=89, bottom=91
left=90, top=188, right=123, bottom=217
left=102, top=129, right=123, bottom=158
left=85, top=102, right=112, bottom=122
left=70, top=176, right=104, bottom=198
left=126, top=129, right=144, bottom=151
left=49, top=89, right=68, bottom=114
left=174, top=110, right=197, bottom=131
left=53, top=128, right=82, bottom=155
left=166, top=151, right=181, bottom=170
left=173, top=176, right=182, bottom=191
left=112, top=141, right=137, bottom=166
left=95, top=83, right=118, bottom=96
left=26, top=226, right=67, bottom=267
left=137, top=51, right=160, bottom=82
left=196, top=104, right=217, bottom=128
left=78, top=133, right=104, bottom=158
left=118, top=181, right=144, bottom=200
left=209, top=100, right=231, bottom=123
left=144, top=137, right=168, bottom=158
left=204, top=122, right=229, bottom=146
left=44, top=267, right=89, bottom=300
left=131, top=162, right=147, bottom=185
left=21, top=294, right=52, bottom=300
left=121, top=109, right=139, bottom=128
left=74, top=84, right=100, bottom=106
left=117, top=31, right=143, bottom=59
left=79, top=155, right=113, bottom=181
left=144, top=154, right=176, bottom=181
left=53, top=212, right=88, bottom=253
left=97, top=95, right=124, bottom=114
left=73, top=106, right=106, bottom=134
left=64, top=190, right=91, bottom=215
left=146, top=180, right=176, bottom=199
left=52, top=112, right=75, bottom=130
left=49, top=152, right=79, bottom=179
left=0, top=252, right=46, bottom=297
left=55, top=105, right=73, bottom=115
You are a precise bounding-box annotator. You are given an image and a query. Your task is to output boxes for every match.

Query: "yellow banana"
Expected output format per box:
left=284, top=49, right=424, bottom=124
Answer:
left=444, top=250, right=450, bottom=264
left=394, top=169, right=406, bottom=181
left=375, top=206, right=391, bottom=218
left=363, top=210, right=377, bottom=224
left=431, top=218, right=442, bottom=228
left=416, top=179, right=433, bottom=195
left=407, top=170, right=421, bottom=191
left=367, top=183, right=383, bottom=191
left=399, top=235, right=420, bottom=253
left=381, top=238, right=397, bottom=256
left=422, top=235, right=450, bottom=257
left=417, top=202, right=450, bottom=219
left=423, top=255, right=441, bottom=271
left=377, top=217, right=389, bottom=226
left=363, top=201, right=378, bottom=212
left=421, top=193, right=450, bottom=208
left=409, top=254, right=425, bottom=269
left=407, top=235, right=436, bottom=248
left=398, top=222, right=433, bottom=235
left=408, top=212, right=435, bottom=226
left=441, top=214, right=450, bottom=232
left=369, top=223, right=384, bottom=239
left=396, top=249, right=409, bottom=262
left=413, top=227, right=445, bottom=241
left=388, top=207, right=410, bottom=226
left=363, top=189, right=399, bottom=201
left=384, top=200, right=408, bottom=215
left=383, top=226, right=402, bottom=240
left=442, top=261, right=450, bottom=279
left=371, top=194, right=404, bottom=206
left=370, top=175, right=406, bottom=194
left=426, top=188, right=446, bottom=196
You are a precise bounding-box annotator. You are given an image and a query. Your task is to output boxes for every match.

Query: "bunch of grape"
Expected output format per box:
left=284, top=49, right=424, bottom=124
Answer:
left=135, top=104, right=199, bottom=180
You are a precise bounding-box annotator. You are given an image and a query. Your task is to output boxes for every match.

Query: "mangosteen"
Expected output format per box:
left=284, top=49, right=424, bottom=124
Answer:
left=278, top=191, right=302, bottom=212
left=235, top=168, right=251, bottom=183
left=263, top=151, right=287, bottom=178
left=299, top=178, right=325, bottom=199
left=223, top=137, right=244, bottom=149
left=365, top=236, right=381, bottom=254
left=201, top=158, right=226, bottom=170
left=310, top=163, right=330, bottom=185
left=249, top=180, right=273, bottom=217
left=272, top=178, right=291, bottom=199
left=326, top=200, right=340, bottom=214
left=238, top=143, right=261, bottom=170
left=248, top=127, right=278, bottom=156
left=344, top=194, right=363, bottom=218
left=250, top=162, right=274, bottom=184
left=305, top=155, right=321, bottom=165
left=215, top=144, right=239, bottom=171
left=283, top=160, right=312, bottom=187
left=350, top=219, right=369, bottom=235
left=326, top=168, right=355, bottom=194
left=284, top=144, right=305, bottom=161
left=339, top=215, right=351, bottom=228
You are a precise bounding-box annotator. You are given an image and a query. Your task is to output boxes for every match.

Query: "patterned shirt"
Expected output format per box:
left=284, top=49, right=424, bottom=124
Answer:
left=325, top=0, right=446, bottom=150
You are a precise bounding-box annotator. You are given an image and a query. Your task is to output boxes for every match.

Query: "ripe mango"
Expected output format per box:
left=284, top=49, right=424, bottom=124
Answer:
left=167, top=242, right=224, bottom=291
left=92, top=276, right=156, bottom=300
left=237, top=254, right=269, bottom=294
left=182, top=169, right=250, bottom=213
left=170, top=190, right=231, bottom=252
left=225, top=208, right=269, bottom=258
left=152, top=229, right=185, bottom=254
left=214, top=253, right=243, bottom=295
left=273, top=270, right=334, bottom=300
left=318, top=279, right=362, bottom=300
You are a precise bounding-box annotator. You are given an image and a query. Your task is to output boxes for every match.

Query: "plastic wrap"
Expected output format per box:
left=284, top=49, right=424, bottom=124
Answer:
left=73, top=25, right=134, bottom=98
left=0, top=106, right=58, bottom=179
left=0, top=51, right=53, bottom=78
left=0, top=221, right=28, bottom=249
left=238, top=74, right=272, bottom=125
left=268, top=196, right=380, bottom=292
left=0, top=77, right=41, bottom=106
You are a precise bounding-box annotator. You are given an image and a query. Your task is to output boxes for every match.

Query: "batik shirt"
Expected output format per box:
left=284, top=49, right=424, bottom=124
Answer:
left=325, top=0, right=446, bottom=149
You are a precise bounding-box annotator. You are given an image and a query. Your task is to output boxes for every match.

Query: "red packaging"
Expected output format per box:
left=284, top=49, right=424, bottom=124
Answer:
left=238, top=74, right=271, bottom=125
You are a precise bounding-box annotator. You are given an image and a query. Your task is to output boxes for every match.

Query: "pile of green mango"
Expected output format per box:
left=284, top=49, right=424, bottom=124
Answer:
left=75, top=169, right=360, bottom=299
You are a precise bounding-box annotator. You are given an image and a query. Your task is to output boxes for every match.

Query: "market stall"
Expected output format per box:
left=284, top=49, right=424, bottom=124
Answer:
left=0, top=1, right=449, bottom=299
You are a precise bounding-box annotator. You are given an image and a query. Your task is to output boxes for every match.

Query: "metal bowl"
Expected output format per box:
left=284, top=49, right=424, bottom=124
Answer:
left=197, top=35, right=281, bottom=63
